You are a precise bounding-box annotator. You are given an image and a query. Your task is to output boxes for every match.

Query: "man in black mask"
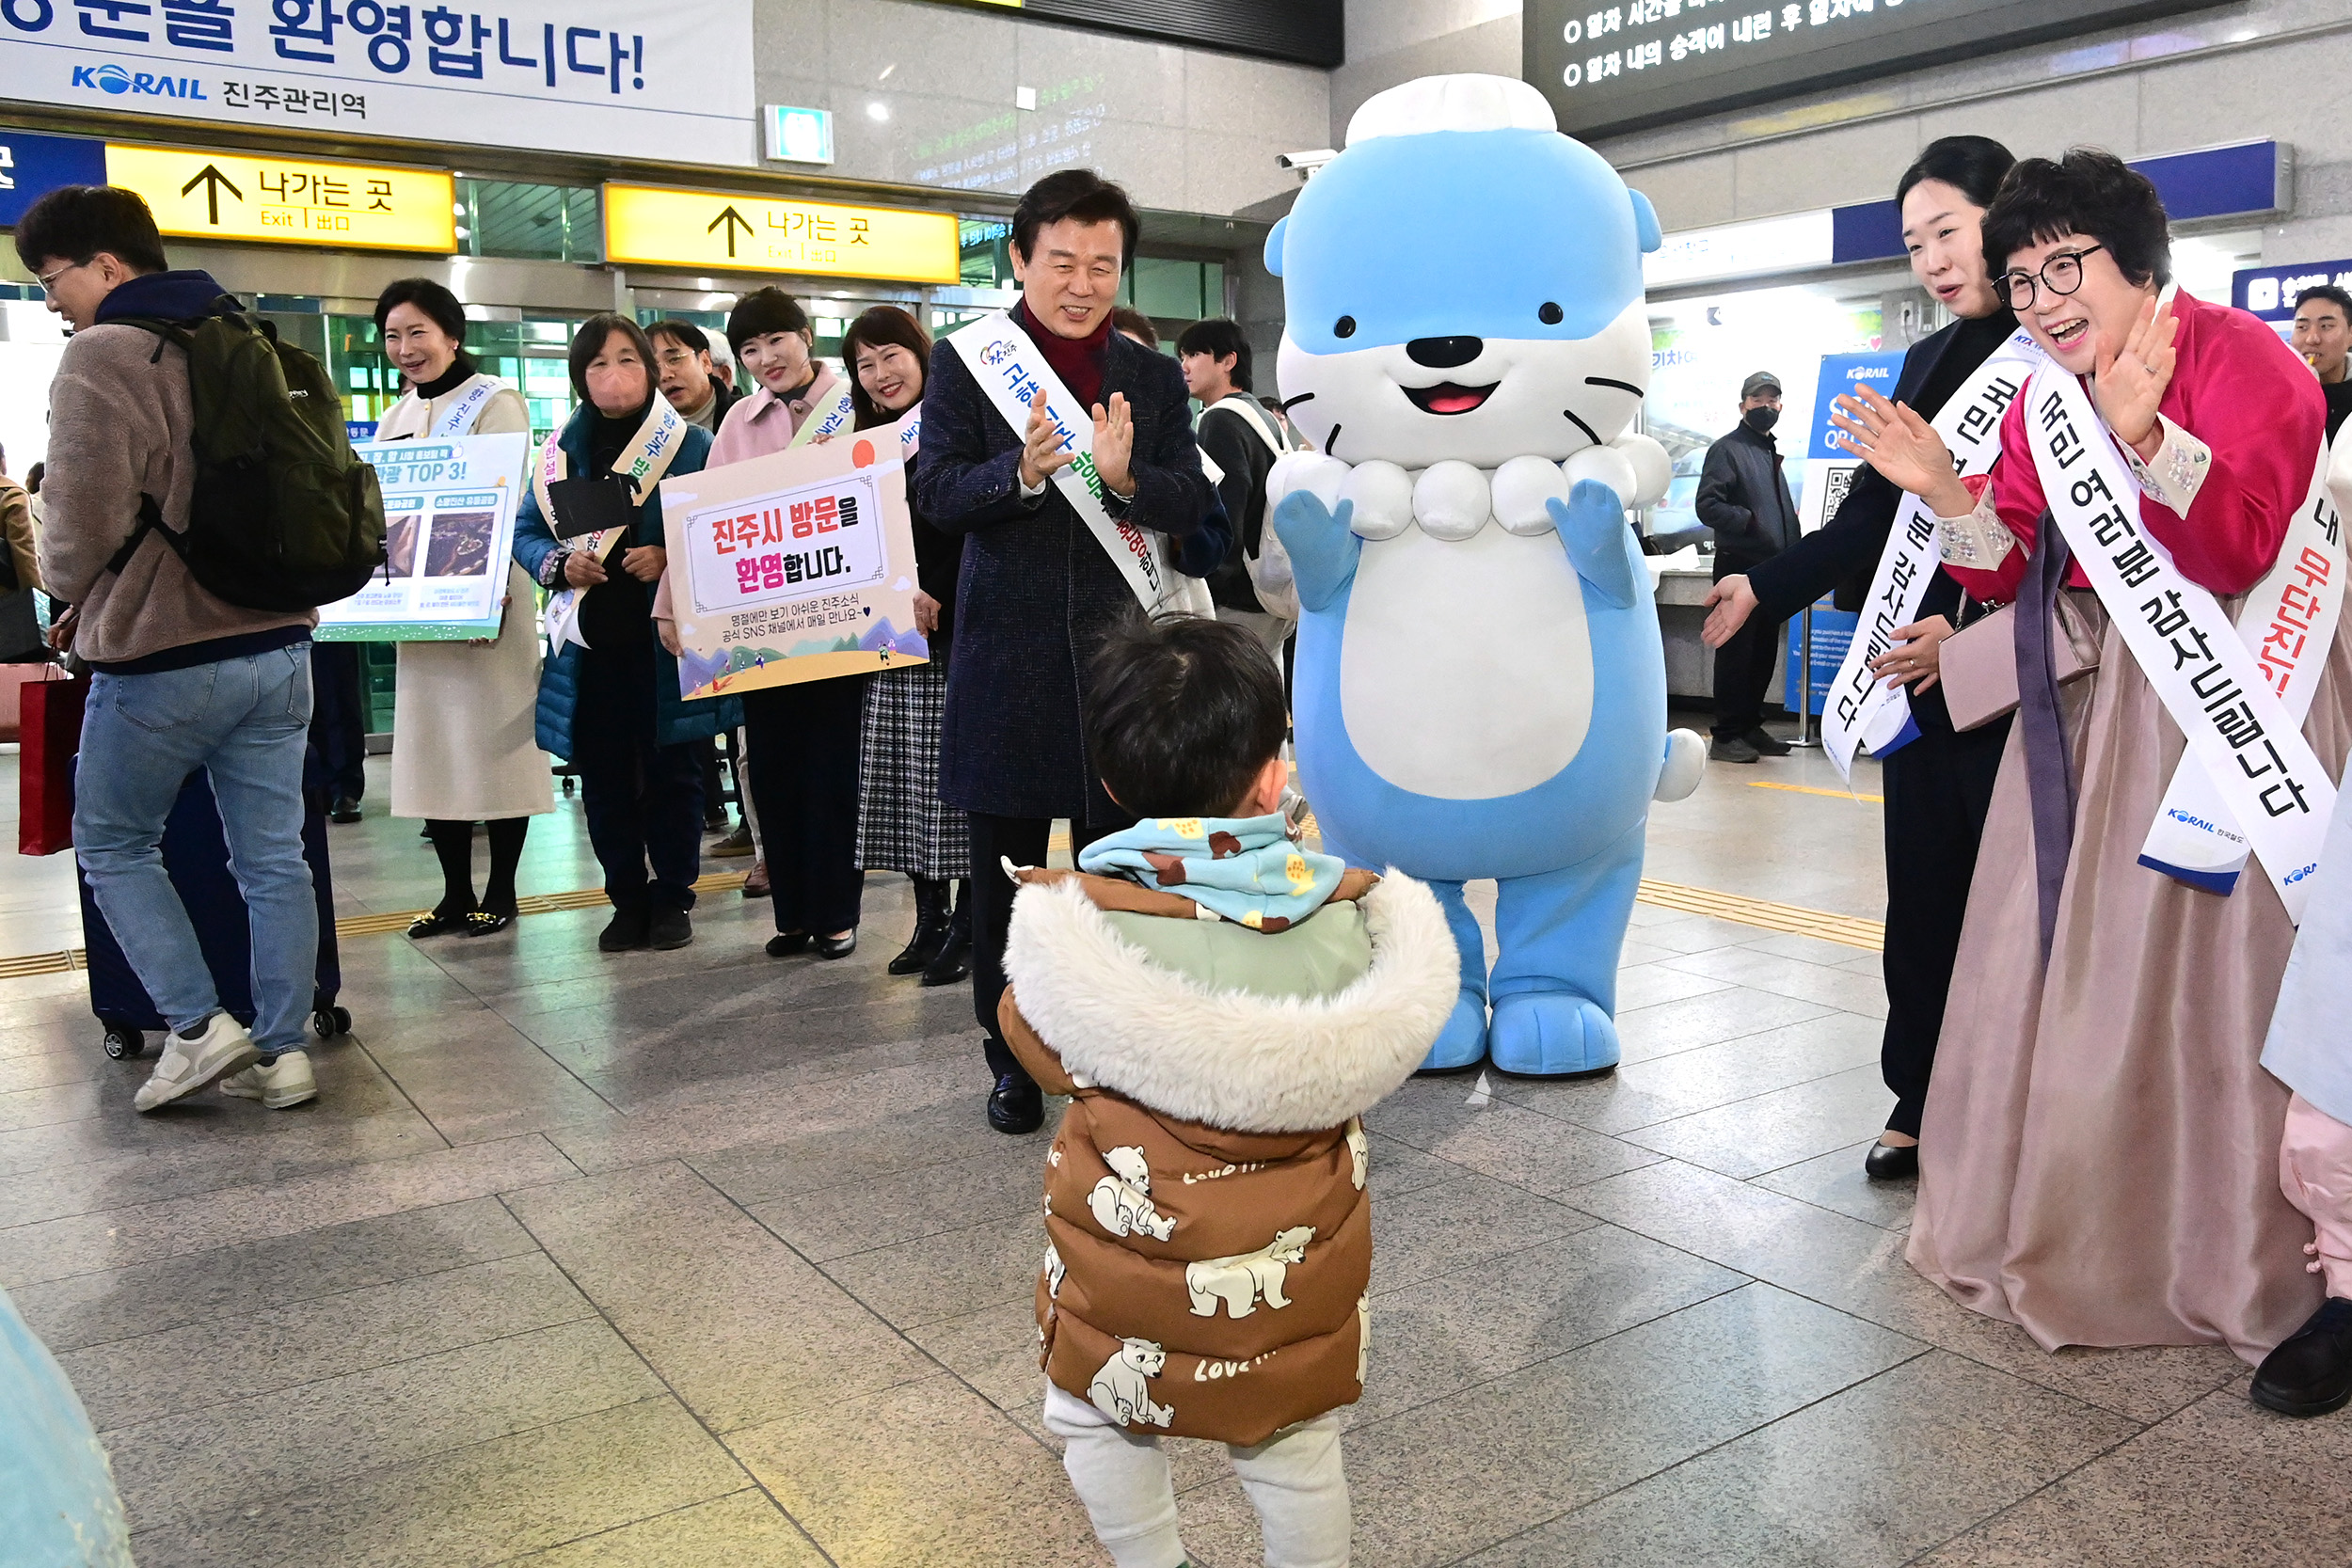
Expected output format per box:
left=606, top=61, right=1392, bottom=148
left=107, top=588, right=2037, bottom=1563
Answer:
left=1695, top=370, right=1798, bottom=764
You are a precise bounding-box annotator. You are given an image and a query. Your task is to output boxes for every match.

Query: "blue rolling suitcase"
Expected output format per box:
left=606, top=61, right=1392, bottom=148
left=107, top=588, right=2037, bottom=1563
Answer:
left=76, top=768, right=350, bottom=1061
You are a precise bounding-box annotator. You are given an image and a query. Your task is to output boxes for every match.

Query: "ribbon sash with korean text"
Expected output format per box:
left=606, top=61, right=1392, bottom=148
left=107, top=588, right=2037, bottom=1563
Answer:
left=2025, top=364, right=2335, bottom=923
left=1822, top=328, right=2044, bottom=779
left=946, top=311, right=1181, bottom=614
left=2136, top=449, right=2344, bottom=893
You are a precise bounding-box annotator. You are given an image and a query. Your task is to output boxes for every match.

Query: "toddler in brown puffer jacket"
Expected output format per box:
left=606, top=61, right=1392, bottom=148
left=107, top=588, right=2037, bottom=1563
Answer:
left=999, top=611, right=1456, bottom=1568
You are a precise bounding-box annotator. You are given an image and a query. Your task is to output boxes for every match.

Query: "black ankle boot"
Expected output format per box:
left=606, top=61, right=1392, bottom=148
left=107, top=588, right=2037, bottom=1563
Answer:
left=922, top=879, right=973, bottom=987
left=889, top=877, right=951, bottom=975
left=2251, top=1297, right=2352, bottom=1417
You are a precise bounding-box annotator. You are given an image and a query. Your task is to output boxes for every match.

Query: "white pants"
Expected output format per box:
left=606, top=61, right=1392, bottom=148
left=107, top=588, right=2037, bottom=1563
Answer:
left=1041, top=1384, right=1349, bottom=1568
left=1219, top=607, right=1295, bottom=678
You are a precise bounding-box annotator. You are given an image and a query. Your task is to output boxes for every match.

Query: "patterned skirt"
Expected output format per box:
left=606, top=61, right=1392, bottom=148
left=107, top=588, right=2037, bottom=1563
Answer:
left=855, top=659, right=973, bottom=879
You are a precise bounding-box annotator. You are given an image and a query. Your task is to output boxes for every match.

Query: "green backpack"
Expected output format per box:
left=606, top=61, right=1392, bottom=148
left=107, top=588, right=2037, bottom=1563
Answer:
left=107, top=299, right=387, bottom=612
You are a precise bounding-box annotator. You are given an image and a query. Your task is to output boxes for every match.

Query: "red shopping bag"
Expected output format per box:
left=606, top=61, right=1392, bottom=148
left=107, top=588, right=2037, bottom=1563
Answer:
left=20, top=671, right=87, bottom=856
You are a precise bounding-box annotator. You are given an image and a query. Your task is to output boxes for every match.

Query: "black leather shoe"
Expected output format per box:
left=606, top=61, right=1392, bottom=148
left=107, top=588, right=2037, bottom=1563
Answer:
left=1745, top=726, right=1793, bottom=756
left=889, top=879, right=950, bottom=975
left=814, top=930, right=857, bottom=960
left=2251, top=1298, right=2352, bottom=1417
left=988, top=1072, right=1043, bottom=1134
left=765, top=931, right=809, bottom=958
left=1863, top=1140, right=1918, bottom=1180
left=599, top=907, right=650, bottom=952
left=922, top=881, right=973, bottom=987
left=461, top=909, right=513, bottom=937
left=1709, top=736, right=1761, bottom=764
left=407, top=909, right=469, bottom=940
left=329, top=797, right=362, bottom=823
left=647, top=909, right=693, bottom=951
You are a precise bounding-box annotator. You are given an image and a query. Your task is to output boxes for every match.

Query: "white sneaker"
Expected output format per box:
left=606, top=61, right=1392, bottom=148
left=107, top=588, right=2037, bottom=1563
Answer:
left=134, top=1013, right=262, bottom=1113
left=219, top=1049, right=318, bottom=1109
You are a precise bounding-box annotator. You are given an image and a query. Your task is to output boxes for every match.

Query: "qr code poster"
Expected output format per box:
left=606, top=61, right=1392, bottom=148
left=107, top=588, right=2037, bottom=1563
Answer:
left=1799, top=458, right=1863, bottom=536
left=664, top=412, right=929, bottom=701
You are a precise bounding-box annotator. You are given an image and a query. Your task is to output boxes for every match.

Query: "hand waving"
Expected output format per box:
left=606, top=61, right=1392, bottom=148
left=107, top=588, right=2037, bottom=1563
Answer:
left=1829, top=385, right=1973, bottom=517
left=2092, top=293, right=2178, bottom=460
left=1091, top=393, right=1136, bottom=499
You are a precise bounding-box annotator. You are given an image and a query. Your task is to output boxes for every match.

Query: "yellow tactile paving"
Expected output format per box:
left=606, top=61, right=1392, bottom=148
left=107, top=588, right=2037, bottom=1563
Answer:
left=1746, top=780, right=1885, bottom=803
left=0, top=860, right=1888, bottom=982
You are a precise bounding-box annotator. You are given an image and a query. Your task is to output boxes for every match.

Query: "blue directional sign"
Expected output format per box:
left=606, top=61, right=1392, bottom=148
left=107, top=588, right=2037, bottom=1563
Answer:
left=0, top=130, right=108, bottom=229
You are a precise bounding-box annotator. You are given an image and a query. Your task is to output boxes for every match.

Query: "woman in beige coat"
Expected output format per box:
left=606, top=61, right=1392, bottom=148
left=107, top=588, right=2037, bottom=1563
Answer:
left=371, top=278, right=553, bottom=936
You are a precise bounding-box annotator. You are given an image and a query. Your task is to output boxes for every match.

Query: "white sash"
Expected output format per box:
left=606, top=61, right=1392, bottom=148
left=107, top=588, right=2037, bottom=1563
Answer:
left=2137, top=446, right=2344, bottom=892
left=786, top=372, right=857, bottom=451
left=1824, top=328, right=2043, bottom=779
left=534, top=398, right=688, bottom=654
left=946, top=310, right=1180, bottom=613
left=2026, top=365, right=2336, bottom=922
left=430, top=373, right=500, bottom=437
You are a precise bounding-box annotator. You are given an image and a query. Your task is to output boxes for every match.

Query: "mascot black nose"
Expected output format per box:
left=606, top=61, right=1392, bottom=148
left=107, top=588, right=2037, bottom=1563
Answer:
left=1405, top=336, right=1483, bottom=368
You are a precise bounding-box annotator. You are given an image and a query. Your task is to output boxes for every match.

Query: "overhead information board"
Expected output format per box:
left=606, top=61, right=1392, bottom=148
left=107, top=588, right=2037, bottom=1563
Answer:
left=1525, top=0, right=2218, bottom=140
left=602, top=185, right=960, bottom=284
left=105, top=144, right=454, bottom=252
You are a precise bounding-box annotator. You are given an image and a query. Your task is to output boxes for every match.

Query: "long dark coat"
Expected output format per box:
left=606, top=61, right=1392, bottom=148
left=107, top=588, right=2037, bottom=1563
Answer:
left=917, top=325, right=1214, bottom=823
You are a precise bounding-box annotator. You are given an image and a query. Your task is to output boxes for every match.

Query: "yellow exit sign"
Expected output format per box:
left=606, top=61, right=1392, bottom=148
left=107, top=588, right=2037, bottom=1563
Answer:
left=105, top=145, right=455, bottom=254
left=602, top=184, right=960, bottom=285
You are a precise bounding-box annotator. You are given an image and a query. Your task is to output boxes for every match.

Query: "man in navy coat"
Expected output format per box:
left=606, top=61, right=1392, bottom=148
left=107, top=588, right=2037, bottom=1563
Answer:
left=917, top=168, right=1217, bottom=1133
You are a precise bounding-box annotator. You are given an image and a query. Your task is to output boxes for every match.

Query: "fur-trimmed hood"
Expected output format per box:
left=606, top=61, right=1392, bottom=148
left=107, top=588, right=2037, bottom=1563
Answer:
left=1003, top=870, right=1456, bottom=1133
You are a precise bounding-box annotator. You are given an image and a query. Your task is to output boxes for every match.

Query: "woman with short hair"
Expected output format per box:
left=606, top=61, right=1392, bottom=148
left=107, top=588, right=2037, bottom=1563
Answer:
left=708, top=288, right=866, bottom=960
left=513, top=312, right=736, bottom=952
left=1839, top=148, right=2351, bottom=1375
left=371, top=277, right=551, bottom=939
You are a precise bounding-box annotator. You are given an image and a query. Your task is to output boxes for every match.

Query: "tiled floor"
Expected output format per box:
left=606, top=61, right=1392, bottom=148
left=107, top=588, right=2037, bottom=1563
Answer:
left=3, top=736, right=2344, bottom=1566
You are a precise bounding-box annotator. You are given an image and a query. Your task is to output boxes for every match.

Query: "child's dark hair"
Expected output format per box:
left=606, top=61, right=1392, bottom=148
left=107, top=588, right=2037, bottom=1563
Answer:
left=1088, top=611, right=1288, bottom=819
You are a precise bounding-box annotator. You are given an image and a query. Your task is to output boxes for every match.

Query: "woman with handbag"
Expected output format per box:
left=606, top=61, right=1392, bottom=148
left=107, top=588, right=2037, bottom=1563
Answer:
left=1701, top=137, right=2022, bottom=1180
left=1835, top=149, right=2352, bottom=1372
left=835, top=307, right=974, bottom=984
left=370, top=278, right=552, bottom=939
left=514, top=313, right=737, bottom=953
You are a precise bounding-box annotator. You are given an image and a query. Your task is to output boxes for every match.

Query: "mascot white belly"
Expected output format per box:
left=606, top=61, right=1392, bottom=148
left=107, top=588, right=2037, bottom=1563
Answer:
left=1344, top=526, right=1591, bottom=800
left=1266, top=73, right=1703, bottom=1077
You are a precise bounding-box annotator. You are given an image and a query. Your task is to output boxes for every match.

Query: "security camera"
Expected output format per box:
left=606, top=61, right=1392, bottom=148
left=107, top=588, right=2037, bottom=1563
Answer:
left=1277, top=149, right=1340, bottom=176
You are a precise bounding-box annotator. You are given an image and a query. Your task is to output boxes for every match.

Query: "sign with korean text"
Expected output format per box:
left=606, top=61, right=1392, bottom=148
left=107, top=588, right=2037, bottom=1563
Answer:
left=105, top=143, right=453, bottom=251
left=602, top=184, right=961, bottom=285
left=663, top=417, right=929, bottom=701
left=0, top=1, right=752, bottom=168
left=316, top=432, right=527, bottom=641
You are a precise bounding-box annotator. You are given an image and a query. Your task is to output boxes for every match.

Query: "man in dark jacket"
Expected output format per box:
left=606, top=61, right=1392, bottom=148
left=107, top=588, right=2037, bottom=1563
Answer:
left=1695, top=370, right=1799, bottom=763
left=916, top=168, right=1216, bottom=1134
left=649, top=320, right=739, bottom=435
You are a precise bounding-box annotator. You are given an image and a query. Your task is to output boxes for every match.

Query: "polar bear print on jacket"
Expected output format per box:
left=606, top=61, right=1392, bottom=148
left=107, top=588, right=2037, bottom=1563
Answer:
left=1042, top=1242, right=1066, bottom=1300
left=1087, top=1145, right=1177, bottom=1241
left=1356, top=1294, right=1371, bottom=1386
left=1346, top=1117, right=1368, bottom=1192
left=1089, top=1338, right=1175, bottom=1428
left=1185, top=1226, right=1317, bottom=1319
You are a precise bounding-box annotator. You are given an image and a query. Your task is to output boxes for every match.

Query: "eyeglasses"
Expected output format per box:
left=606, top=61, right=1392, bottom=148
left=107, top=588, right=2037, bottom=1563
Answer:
left=35, top=259, right=89, bottom=296
left=1997, top=245, right=2106, bottom=311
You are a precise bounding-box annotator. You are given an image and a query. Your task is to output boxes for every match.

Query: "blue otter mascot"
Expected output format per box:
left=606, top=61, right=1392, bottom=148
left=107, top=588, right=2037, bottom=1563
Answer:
left=1268, top=74, right=1703, bottom=1078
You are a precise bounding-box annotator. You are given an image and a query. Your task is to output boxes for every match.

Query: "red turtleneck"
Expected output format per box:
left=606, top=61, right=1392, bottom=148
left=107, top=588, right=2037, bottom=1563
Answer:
left=1013, top=297, right=1112, bottom=410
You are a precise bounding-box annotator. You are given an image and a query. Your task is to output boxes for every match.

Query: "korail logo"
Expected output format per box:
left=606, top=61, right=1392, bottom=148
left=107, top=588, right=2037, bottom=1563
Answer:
left=72, top=62, right=209, bottom=100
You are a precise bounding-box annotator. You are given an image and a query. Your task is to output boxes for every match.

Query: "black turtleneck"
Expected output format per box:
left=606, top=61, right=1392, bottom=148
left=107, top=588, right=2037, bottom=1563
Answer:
left=409, top=353, right=479, bottom=401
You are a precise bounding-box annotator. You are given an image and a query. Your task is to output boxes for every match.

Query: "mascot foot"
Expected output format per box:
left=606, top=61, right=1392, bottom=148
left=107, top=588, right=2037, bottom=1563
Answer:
left=1416, top=990, right=1490, bottom=1074
left=1487, top=992, right=1620, bottom=1079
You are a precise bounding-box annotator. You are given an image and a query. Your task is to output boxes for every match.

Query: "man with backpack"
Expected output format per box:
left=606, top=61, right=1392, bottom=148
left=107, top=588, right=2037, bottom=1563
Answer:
left=22, top=184, right=383, bottom=1116
left=1178, top=319, right=1295, bottom=671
